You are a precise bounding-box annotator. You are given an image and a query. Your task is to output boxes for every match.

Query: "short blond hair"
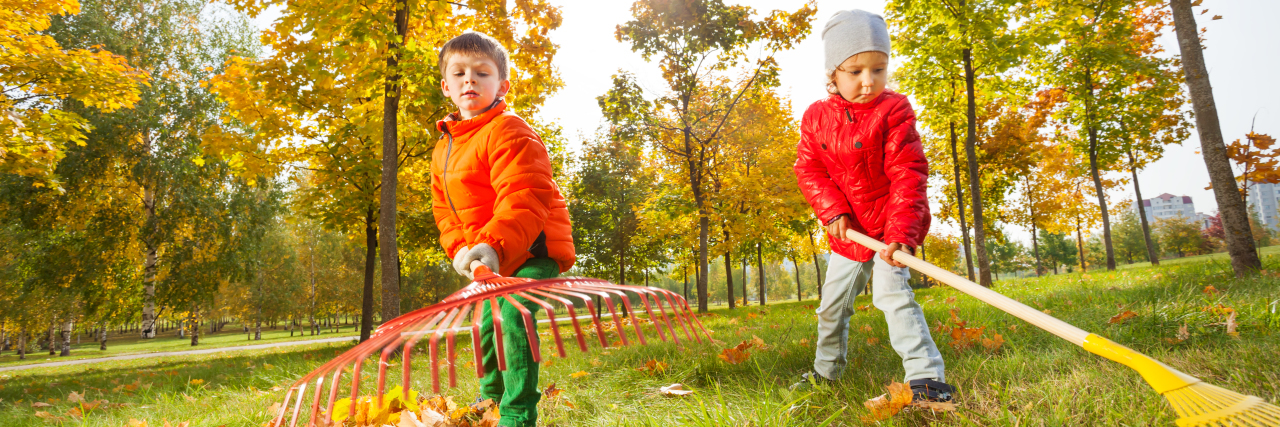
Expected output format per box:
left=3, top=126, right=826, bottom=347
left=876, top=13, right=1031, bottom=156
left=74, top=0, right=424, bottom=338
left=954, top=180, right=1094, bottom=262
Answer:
left=438, top=32, right=510, bottom=80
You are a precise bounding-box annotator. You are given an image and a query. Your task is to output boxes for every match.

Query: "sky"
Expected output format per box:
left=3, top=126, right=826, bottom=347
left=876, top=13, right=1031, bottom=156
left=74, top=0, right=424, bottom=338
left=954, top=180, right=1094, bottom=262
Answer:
left=252, top=0, right=1280, bottom=246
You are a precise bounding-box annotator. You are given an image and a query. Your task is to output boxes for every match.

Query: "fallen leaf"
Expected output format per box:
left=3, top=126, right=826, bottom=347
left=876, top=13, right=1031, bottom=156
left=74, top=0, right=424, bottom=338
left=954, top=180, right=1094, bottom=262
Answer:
left=267, top=402, right=282, bottom=416
left=67, top=391, right=84, bottom=403
left=589, top=358, right=602, bottom=367
left=856, top=305, right=872, bottom=312
left=1212, top=15, right=1222, bottom=20
left=1109, top=310, right=1138, bottom=324
left=32, top=402, right=52, bottom=408
left=127, top=419, right=148, bottom=427
left=913, top=400, right=958, bottom=411
left=945, top=296, right=957, bottom=305
left=33, top=411, right=63, bottom=421
left=866, top=337, right=880, bottom=345
left=569, top=371, right=590, bottom=379
left=1177, top=323, right=1190, bottom=341
left=1225, top=311, right=1238, bottom=337
left=636, top=359, right=669, bottom=376
left=189, top=379, right=205, bottom=386
left=981, top=333, right=1005, bottom=352
left=861, top=325, right=874, bottom=333
left=1202, top=285, right=1219, bottom=295
left=798, top=338, right=810, bottom=347
left=659, top=383, right=695, bottom=396
left=747, top=312, right=758, bottom=319
left=749, top=335, right=770, bottom=350
left=397, top=410, right=428, bottom=427
left=861, top=382, right=914, bottom=422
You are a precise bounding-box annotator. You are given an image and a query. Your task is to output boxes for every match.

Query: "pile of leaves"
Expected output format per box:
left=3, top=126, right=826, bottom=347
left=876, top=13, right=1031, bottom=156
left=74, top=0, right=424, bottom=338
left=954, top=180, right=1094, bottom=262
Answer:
left=861, top=382, right=956, bottom=422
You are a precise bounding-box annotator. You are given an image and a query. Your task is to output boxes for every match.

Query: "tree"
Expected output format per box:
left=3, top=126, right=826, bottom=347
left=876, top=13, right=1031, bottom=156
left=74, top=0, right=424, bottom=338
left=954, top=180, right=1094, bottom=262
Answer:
left=209, top=0, right=564, bottom=340
left=1168, top=0, right=1260, bottom=276
left=616, top=0, right=814, bottom=311
left=1154, top=215, right=1205, bottom=258
left=1038, top=230, right=1077, bottom=274
left=888, top=0, right=1044, bottom=287
left=1112, top=207, right=1158, bottom=264
left=1227, top=132, right=1280, bottom=199
left=0, top=0, right=147, bottom=185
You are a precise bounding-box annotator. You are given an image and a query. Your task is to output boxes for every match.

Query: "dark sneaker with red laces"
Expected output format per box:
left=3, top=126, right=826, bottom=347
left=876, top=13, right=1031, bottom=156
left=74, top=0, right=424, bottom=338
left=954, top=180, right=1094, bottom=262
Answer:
left=908, top=378, right=955, bottom=402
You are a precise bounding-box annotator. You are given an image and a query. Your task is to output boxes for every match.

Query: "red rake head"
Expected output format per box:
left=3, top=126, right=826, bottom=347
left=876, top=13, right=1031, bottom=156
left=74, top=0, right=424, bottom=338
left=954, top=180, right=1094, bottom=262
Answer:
left=270, top=266, right=710, bottom=427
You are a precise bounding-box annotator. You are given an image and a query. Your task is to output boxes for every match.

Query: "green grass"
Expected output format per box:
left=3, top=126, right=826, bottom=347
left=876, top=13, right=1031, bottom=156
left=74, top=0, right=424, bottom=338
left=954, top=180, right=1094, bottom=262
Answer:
left=2, top=253, right=1278, bottom=426
left=0, top=323, right=361, bottom=368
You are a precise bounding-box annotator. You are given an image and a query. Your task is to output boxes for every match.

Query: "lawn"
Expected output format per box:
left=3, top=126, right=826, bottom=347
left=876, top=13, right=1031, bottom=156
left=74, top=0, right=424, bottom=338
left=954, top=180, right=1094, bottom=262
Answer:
left=1, top=252, right=1277, bottom=426
left=0, top=323, right=361, bottom=369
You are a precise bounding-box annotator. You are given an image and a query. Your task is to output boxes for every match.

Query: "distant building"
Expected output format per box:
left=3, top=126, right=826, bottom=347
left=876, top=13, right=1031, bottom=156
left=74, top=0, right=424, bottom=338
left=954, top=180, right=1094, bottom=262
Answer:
left=1197, top=212, right=1214, bottom=229
left=1245, top=181, right=1280, bottom=230
left=1134, top=193, right=1196, bottom=225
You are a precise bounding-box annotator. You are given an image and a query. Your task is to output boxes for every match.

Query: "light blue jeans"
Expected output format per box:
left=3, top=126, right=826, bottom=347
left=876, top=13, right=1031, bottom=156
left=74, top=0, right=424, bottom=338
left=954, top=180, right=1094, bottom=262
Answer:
left=813, top=253, right=945, bottom=382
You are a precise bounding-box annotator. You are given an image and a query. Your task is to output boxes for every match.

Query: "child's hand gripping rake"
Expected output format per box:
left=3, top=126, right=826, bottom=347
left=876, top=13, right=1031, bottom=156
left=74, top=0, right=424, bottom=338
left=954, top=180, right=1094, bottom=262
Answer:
left=846, top=229, right=1278, bottom=426
left=270, top=264, right=711, bottom=427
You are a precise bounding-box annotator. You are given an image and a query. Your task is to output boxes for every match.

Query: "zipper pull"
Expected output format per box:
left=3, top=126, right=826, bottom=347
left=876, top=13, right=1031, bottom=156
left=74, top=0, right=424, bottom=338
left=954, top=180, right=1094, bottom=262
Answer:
left=845, top=109, right=854, bottom=123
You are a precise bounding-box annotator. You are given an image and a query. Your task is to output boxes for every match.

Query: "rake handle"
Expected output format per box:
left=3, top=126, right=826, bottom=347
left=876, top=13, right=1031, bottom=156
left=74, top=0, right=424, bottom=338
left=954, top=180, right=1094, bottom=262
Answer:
left=845, top=229, right=1091, bottom=346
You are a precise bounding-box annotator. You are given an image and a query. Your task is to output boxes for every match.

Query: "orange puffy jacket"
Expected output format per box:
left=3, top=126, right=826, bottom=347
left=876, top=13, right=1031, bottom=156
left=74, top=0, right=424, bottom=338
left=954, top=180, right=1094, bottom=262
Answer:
left=431, top=101, right=575, bottom=276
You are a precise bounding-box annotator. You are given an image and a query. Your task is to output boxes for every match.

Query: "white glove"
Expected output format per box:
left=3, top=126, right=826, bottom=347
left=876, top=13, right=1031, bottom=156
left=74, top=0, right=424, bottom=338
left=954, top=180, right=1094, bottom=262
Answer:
left=459, top=243, right=500, bottom=279
left=451, top=246, right=471, bottom=277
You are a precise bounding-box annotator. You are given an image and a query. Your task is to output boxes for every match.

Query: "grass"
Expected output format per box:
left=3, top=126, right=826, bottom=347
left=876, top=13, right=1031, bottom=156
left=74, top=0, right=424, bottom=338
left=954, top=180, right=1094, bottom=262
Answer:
left=0, top=323, right=361, bottom=368
left=1, top=253, right=1278, bottom=426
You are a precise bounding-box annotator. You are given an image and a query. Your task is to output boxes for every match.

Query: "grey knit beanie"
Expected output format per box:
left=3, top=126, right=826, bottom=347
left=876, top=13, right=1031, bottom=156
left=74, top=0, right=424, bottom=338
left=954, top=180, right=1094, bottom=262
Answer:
left=822, top=10, right=891, bottom=76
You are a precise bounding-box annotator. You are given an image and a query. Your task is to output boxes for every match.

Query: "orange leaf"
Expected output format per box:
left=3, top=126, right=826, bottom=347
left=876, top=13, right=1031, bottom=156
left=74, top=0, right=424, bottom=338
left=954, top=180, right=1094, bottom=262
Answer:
left=861, top=382, right=914, bottom=421
left=981, top=333, right=1005, bottom=352
left=569, top=371, right=590, bottom=379
left=1109, top=310, right=1138, bottom=324
left=636, top=359, right=669, bottom=375
left=1202, top=285, right=1218, bottom=295
left=866, top=337, right=881, bottom=345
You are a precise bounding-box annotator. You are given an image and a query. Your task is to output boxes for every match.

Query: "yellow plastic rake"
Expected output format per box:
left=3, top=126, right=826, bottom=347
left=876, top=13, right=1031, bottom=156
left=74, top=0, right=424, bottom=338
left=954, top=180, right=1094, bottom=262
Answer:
left=846, top=229, right=1279, bottom=426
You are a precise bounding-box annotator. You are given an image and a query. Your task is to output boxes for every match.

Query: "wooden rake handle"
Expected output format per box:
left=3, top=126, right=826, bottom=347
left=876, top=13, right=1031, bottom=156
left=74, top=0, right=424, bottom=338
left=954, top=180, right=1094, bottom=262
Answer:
left=845, top=229, right=1091, bottom=347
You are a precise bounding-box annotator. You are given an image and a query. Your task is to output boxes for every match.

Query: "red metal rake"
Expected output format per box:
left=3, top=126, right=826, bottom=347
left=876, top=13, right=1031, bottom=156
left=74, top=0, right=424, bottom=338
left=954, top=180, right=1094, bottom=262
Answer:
left=271, top=265, right=711, bottom=426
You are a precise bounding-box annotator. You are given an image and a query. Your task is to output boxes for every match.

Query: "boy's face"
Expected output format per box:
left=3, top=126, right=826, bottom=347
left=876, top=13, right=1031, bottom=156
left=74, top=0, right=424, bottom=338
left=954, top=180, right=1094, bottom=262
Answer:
left=832, top=51, right=888, bottom=104
left=441, top=52, right=510, bottom=119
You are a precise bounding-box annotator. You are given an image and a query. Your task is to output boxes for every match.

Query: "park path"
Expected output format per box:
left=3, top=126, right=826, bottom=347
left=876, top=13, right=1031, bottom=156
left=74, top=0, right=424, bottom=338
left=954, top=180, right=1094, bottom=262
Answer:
left=0, top=336, right=356, bottom=373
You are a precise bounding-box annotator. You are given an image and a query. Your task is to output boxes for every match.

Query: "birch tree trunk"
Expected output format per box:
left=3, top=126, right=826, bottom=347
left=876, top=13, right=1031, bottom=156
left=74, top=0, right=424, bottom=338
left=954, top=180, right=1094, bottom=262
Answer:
left=60, top=320, right=72, bottom=356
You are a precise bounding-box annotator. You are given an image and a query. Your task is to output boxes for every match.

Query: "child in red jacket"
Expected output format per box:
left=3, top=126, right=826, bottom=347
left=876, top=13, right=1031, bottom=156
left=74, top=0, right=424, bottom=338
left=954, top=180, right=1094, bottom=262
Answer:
left=791, top=9, right=954, bottom=402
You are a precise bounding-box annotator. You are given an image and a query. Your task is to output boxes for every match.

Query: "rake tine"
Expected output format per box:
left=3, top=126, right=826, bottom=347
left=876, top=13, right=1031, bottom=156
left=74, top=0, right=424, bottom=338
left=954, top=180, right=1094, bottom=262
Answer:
left=638, top=289, right=677, bottom=345
left=446, top=302, right=473, bottom=388
left=526, top=288, right=587, bottom=353
left=547, top=288, right=610, bottom=347
left=323, top=369, right=342, bottom=426
left=501, top=294, right=543, bottom=362
left=567, top=286, right=629, bottom=346
left=471, top=304, right=485, bottom=378
left=619, top=286, right=668, bottom=343
left=288, top=382, right=307, bottom=427
left=307, top=376, right=325, bottom=426
left=348, top=359, right=362, bottom=414
left=582, top=285, right=645, bottom=345
left=374, top=336, right=407, bottom=408
left=403, top=309, right=451, bottom=398
left=427, top=308, right=462, bottom=393
left=661, top=290, right=697, bottom=343
left=489, top=297, right=508, bottom=371
left=516, top=291, right=567, bottom=358
left=275, top=386, right=295, bottom=427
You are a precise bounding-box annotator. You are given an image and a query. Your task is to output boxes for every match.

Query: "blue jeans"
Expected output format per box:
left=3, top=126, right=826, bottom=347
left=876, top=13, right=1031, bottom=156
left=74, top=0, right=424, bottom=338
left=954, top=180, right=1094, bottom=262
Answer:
left=812, top=253, right=946, bottom=382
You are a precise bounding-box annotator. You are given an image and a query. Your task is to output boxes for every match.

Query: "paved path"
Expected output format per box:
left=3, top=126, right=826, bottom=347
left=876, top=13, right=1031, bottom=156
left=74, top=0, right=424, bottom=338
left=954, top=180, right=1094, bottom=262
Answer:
left=0, top=336, right=357, bottom=373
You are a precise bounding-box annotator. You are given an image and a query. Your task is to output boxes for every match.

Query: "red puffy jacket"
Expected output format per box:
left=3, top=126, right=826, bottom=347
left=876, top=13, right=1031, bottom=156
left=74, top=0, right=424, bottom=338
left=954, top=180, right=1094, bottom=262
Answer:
left=793, top=90, right=930, bottom=262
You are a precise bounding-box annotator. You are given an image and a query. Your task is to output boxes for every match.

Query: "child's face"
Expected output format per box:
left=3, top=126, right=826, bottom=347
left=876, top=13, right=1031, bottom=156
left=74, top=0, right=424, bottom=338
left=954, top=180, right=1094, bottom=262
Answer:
left=441, top=53, right=510, bottom=119
left=832, top=52, right=888, bottom=104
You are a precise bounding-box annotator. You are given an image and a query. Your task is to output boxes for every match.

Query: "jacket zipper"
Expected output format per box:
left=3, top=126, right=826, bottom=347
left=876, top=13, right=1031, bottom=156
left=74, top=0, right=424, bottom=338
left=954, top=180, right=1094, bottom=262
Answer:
left=845, top=109, right=853, bottom=123
left=442, top=129, right=461, bottom=221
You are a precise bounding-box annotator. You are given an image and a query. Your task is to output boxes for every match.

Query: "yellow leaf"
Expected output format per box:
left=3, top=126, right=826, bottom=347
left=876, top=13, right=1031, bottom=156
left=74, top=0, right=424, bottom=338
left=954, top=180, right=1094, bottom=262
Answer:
left=569, top=371, right=589, bottom=379
left=861, top=382, right=914, bottom=421
left=189, top=379, right=204, bottom=385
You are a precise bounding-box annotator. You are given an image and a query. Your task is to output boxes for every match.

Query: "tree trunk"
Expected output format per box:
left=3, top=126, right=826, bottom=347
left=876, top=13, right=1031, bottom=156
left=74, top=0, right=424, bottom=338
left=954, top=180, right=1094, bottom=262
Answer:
left=724, top=243, right=735, bottom=309
left=18, top=327, right=26, bottom=360
left=377, top=0, right=409, bottom=330
left=1084, top=68, right=1117, bottom=271
left=1169, top=0, right=1260, bottom=276
left=808, top=231, right=824, bottom=299
left=963, top=48, right=993, bottom=287
left=1031, top=217, right=1043, bottom=276
left=361, top=207, right=378, bottom=342
left=190, top=308, right=199, bottom=346
left=309, top=230, right=319, bottom=336
left=682, top=265, right=689, bottom=302
left=60, top=320, right=72, bottom=357
left=1075, top=212, right=1087, bottom=272
left=1129, top=150, right=1160, bottom=265
left=741, top=252, right=748, bottom=306
left=99, top=324, right=107, bottom=351
left=47, top=322, right=56, bottom=355
left=790, top=254, right=803, bottom=301
left=756, top=243, right=766, bottom=306
left=950, top=86, right=975, bottom=281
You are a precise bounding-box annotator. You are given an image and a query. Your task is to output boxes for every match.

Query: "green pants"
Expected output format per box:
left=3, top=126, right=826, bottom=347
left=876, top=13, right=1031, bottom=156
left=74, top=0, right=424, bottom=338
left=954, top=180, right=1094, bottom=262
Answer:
left=479, top=257, right=559, bottom=427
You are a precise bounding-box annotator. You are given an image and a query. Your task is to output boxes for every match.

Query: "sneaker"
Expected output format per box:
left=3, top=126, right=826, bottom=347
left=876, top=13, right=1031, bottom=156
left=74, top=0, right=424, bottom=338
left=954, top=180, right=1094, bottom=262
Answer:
left=788, top=371, right=832, bottom=391
left=908, top=378, right=955, bottom=402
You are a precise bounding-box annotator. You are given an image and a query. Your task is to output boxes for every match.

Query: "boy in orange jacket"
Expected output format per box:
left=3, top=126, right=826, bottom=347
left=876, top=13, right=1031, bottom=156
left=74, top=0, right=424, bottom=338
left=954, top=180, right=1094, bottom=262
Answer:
left=431, top=31, right=575, bottom=427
